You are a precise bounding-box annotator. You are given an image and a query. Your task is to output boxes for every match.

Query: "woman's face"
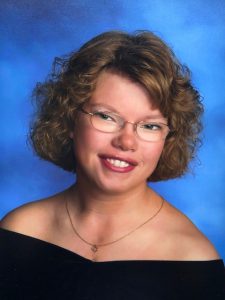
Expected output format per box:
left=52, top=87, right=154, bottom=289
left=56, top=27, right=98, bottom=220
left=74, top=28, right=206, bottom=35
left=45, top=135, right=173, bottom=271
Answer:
left=70, top=71, right=167, bottom=194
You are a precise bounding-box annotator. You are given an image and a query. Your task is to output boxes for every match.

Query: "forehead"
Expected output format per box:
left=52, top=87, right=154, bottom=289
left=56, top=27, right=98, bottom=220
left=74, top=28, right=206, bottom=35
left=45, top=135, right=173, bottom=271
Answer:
left=88, top=71, right=165, bottom=120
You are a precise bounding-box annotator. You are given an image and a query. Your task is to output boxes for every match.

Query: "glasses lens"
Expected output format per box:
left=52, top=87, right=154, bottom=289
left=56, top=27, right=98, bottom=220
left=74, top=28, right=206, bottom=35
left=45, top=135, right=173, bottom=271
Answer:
left=137, top=122, right=169, bottom=142
left=91, top=111, right=120, bottom=132
left=86, top=109, right=169, bottom=142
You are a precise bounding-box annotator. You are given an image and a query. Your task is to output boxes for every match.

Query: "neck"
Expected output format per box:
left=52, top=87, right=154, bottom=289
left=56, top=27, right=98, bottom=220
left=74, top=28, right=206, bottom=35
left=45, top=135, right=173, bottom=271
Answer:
left=68, top=180, right=152, bottom=218
left=64, top=180, right=161, bottom=250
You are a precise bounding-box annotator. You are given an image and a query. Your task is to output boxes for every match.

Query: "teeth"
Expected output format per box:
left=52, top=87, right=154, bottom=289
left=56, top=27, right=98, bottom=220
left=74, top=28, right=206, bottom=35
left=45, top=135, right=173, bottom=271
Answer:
left=107, top=158, right=129, bottom=168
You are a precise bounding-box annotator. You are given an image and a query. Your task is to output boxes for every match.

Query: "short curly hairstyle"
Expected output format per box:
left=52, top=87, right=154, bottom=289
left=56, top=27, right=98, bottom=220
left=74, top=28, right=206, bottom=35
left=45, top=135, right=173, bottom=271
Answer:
left=30, top=30, right=203, bottom=181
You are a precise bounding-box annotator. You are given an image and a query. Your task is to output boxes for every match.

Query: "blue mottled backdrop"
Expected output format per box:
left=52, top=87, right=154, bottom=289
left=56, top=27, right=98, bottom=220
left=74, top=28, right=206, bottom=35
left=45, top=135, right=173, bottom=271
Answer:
left=0, top=0, right=225, bottom=259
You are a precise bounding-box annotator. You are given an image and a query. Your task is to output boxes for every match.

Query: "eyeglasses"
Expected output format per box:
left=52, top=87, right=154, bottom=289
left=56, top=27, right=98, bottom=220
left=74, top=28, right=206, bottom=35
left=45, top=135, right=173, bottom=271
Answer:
left=78, top=107, right=170, bottom=142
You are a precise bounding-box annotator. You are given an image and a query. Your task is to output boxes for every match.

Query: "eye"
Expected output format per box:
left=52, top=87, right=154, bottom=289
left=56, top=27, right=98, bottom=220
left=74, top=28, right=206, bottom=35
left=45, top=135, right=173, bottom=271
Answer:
left=94, top=111, right=116, bottom=122
left=140, top=122, right=163, bottom=131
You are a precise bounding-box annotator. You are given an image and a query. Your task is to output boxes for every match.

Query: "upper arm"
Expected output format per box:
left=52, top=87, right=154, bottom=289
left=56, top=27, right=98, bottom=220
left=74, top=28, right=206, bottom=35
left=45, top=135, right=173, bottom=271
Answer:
left=187, top=233, right=220, bottom=260
left=166, top=204, right=220, bottom=261
left=0, top=201, right=51, bottom=238
left=1, top=203, right=36, bottom=232
left=177, top=222, right=221, bottom=261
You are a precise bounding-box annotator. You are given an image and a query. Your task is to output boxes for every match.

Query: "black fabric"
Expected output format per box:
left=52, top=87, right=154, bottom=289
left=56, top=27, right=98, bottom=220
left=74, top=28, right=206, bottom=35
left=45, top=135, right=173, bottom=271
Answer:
left=0, top=228, right=224, bottom=300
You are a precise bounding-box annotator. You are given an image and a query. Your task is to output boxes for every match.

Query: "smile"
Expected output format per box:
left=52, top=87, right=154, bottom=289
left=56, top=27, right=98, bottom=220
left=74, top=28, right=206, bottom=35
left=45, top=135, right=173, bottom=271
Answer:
left=99, top=155, right=138, bottom=173
left=106, top=158, right=129, bottom=168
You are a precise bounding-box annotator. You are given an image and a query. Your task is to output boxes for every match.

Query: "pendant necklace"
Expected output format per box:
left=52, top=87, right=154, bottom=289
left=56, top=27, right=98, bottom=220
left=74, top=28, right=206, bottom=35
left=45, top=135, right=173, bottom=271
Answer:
left=65, top=197, right=164, bottom=255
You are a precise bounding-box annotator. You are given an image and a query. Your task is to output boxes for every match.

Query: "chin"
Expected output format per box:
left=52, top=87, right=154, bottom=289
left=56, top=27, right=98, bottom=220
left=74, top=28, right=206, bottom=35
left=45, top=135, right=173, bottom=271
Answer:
left=95, top=175, right=147, bottom=195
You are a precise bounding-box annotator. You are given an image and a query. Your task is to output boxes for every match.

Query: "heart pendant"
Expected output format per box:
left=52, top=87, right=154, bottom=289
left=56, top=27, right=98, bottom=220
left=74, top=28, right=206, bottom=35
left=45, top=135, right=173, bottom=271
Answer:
left=91, top=245, right=98, bottom=253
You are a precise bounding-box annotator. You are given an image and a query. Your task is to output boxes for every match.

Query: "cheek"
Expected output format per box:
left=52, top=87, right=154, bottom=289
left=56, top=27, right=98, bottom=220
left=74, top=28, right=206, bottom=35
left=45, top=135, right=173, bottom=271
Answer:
left=73, top=129, right=93, bottom=157
left=72, top=126, right=109, bottom=159
left=142, top=142, right=165, bottom=167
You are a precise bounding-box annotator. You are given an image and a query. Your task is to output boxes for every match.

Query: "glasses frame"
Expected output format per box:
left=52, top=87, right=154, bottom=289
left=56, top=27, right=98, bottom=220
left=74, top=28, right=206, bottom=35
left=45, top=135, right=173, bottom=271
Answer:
left=78, top=107, right=170, bottom=142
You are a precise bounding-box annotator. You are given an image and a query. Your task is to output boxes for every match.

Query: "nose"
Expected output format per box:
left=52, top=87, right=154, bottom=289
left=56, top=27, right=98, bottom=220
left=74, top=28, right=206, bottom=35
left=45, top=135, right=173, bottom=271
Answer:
left=111, top=122, right=138, bottom=151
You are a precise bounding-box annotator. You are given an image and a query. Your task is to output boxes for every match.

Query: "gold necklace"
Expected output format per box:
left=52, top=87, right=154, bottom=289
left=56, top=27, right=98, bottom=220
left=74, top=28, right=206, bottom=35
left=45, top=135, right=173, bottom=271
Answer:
left=65, top=197, right=164, bottom=254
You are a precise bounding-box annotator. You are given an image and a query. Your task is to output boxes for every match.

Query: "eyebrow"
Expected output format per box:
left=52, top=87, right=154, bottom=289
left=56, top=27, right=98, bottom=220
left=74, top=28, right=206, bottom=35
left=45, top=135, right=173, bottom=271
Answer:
left=87, top=103, right=120, bottom=113
left=88, top=103, right=167, bottom=121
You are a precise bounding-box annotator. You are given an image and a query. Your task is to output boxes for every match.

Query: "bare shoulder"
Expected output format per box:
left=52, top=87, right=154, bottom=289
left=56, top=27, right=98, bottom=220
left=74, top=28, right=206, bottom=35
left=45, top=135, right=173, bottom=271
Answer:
left=162, top=201, right=220, bottom=261
left=0, top=192, right=65, bottom=239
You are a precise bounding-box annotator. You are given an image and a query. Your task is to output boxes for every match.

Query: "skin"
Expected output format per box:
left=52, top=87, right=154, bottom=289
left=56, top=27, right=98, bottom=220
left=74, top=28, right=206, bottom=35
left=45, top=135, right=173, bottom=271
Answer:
left=0, top=71, right=220, bottom=262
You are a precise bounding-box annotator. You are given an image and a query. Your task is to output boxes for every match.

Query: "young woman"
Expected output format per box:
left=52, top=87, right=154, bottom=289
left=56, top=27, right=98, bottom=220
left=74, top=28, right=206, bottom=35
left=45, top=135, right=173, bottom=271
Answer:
left=0, top=30, right=224, bottom=299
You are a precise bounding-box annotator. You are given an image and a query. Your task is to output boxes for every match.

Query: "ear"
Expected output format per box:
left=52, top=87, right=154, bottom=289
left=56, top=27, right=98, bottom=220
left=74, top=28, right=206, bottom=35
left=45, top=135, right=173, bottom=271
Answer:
left=69, top=132, right=74, bottom=139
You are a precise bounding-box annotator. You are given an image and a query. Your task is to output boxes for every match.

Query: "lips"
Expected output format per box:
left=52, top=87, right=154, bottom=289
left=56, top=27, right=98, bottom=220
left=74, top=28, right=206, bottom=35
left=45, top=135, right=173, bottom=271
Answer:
left=99, top=154, right=138, bottom=173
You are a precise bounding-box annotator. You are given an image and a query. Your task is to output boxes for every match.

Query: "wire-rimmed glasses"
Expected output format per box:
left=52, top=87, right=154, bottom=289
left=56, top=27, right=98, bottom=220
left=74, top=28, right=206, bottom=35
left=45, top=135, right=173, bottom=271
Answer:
left=78, top=107, right=170, bottom=142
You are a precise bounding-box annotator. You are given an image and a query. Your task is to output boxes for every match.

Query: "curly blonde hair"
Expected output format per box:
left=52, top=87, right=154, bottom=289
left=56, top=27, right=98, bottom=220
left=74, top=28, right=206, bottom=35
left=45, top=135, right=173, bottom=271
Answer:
left=30, top=30, right=203, bottom=181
